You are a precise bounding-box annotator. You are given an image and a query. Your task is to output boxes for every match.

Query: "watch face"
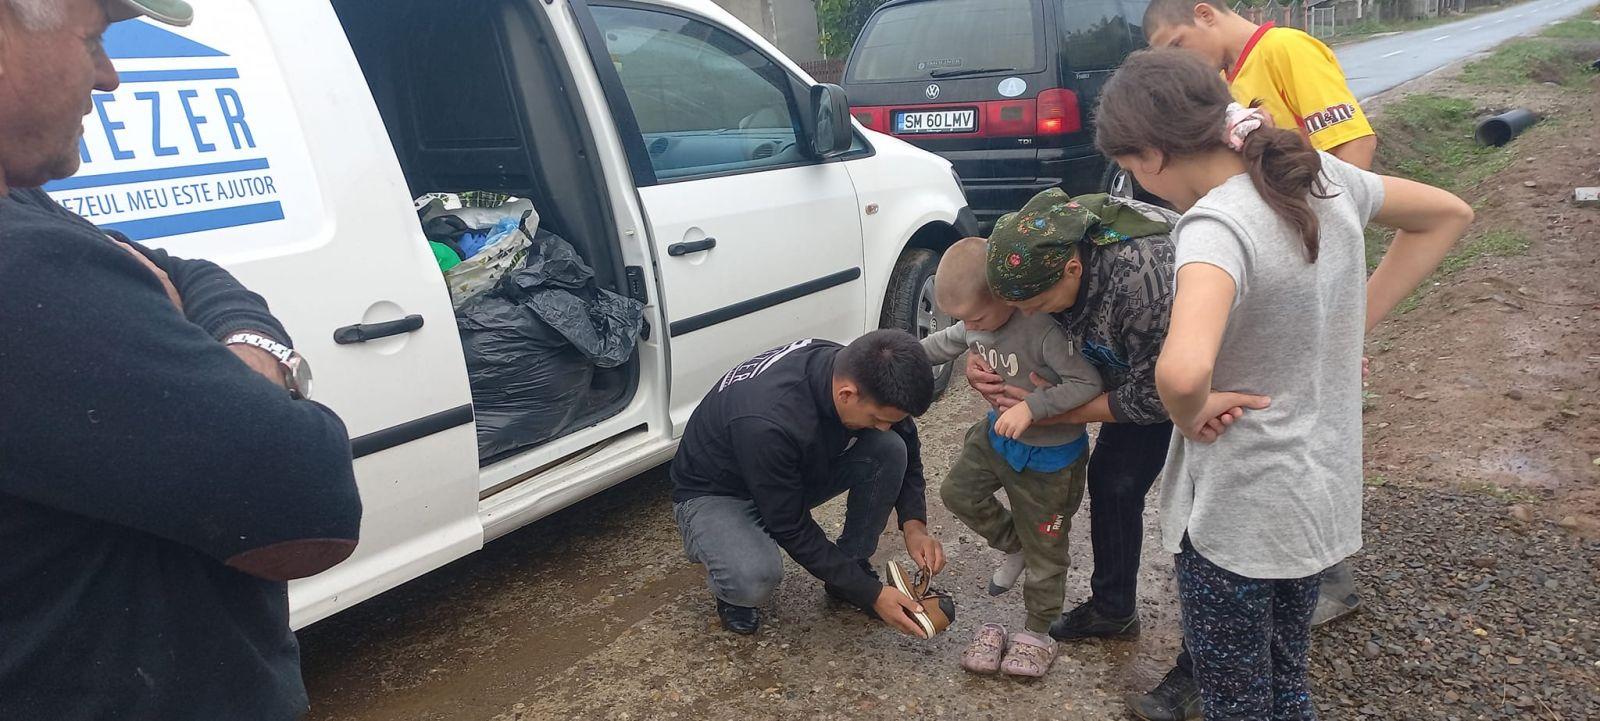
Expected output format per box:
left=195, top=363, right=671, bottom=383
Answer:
left=289, top=356, right=314, bottom=400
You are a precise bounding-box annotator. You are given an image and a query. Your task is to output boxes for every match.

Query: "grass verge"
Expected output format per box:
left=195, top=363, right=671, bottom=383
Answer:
left=1459, top=38, right=1598, bottom=85
left=1389, top=230, right=1531, bottom=314
left=1540, top=17, right=1600, bottom=40
left=1459, top=14, right=1600, bottom=85
left=1436, top=229, right=1530, bottom=276
left=1364, top=10, right=1594, bottom=309
left=1373, top=94, right=1512, bottom=192
left=1328, top=0, right=1539, bottom=45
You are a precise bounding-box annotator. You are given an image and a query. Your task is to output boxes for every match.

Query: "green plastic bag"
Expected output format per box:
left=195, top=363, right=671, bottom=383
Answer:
left=431, top=241, right=462, bottom=273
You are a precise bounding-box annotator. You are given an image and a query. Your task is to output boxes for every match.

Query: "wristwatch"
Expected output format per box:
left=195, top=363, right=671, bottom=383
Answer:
left=225, top=332, right=314, bottom=400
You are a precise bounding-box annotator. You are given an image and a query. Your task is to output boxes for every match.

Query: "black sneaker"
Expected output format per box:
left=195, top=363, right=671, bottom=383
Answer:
left=1048, top=600, right=1140, bottom=641
left=716, top=599, right=760, bottom=635
left=1125, top=666, right=1202, bottom=721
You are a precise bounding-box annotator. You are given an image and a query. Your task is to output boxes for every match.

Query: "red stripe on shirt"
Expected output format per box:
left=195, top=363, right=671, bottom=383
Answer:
left=1226, top=21, right=1276, bottom=84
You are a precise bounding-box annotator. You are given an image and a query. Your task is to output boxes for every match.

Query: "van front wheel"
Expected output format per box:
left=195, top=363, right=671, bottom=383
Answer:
left=880, top=247, right=954, bottom=398
left=1103, top=163, right=1135, bottom=199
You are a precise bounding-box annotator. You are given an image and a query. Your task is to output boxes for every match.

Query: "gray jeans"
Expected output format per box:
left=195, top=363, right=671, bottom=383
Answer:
left=673, top=429, right=907, bottom=607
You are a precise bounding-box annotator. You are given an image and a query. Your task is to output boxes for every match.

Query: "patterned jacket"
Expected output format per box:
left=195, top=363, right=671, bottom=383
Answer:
left=1052, top=201, right=1177, bottom=425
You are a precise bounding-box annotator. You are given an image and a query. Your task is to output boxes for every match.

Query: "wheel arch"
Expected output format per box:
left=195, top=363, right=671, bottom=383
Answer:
left=872, top=220, right=962, bottom=326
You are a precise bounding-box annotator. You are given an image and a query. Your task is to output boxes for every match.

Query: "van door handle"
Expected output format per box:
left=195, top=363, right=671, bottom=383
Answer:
left=667, top=238, right=717, bottom=256
left=334, top=314, right=425, bottom=344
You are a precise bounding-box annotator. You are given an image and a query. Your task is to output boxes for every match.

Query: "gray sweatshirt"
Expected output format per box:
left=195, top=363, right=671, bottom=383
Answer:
left=923, top=311, right=1102, bottom=447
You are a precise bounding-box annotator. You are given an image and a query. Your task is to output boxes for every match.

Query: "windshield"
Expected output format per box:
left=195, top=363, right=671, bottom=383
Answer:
left=846, top=0, right=1043, bottom=83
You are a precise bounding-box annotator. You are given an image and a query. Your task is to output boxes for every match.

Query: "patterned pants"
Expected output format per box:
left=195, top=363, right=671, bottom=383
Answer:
left=1176, top=540, right=1322, bottom=721
left=940, top=422, right=1087, bottom=633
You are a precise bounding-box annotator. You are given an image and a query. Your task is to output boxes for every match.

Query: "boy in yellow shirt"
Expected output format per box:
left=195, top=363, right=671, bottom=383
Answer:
left=1114, top=3, right=1376, bottom=719
left=1143, top=0, right=1378, bottom=169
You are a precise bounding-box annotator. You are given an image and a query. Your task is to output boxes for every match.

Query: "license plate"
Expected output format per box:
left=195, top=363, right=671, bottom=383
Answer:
left=895, top=109, right=976, bottom=134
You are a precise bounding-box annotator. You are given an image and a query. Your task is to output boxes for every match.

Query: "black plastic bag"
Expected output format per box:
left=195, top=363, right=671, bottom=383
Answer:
left=500, top=230, right=645, bottom=369
left=457, top=294, right=593, bottom=459
left=456, top=227, right=645, bottom=459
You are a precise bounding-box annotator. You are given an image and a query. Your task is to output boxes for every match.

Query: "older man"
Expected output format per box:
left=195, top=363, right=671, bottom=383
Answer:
left=0, top=1, right=362, bottom=719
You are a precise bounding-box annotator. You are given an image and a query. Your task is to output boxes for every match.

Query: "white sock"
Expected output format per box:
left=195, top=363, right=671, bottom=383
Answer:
left=1016, top=629, right=1054, bottom=645
left=990, top=551, right=1025, bottom=592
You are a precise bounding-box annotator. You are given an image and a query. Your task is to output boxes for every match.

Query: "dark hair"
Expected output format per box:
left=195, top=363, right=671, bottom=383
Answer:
left=1094, top=48, right=1333, bottom=261
left=1142, top=0, right=1230, bottom=31
left=836, top=329, right=934, bottom=416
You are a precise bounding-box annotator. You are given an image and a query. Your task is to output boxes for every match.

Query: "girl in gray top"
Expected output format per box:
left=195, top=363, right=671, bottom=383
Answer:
left=1094, top=49, right=1473, bottom=719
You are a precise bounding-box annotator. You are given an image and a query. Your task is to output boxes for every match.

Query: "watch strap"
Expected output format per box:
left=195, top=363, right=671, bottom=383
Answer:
left=225, top=332, right=295, bottom=365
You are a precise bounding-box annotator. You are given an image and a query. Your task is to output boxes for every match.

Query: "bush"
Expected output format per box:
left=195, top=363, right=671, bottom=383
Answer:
left=817, top=0, right=890, bottom=59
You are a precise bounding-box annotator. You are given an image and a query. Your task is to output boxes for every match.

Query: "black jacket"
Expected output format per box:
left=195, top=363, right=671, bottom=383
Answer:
left=670, top=339, right=926, bottom=609
left=1052, top=231, right=1176, bottom=425
left=0, top=188, right=362, bottom=720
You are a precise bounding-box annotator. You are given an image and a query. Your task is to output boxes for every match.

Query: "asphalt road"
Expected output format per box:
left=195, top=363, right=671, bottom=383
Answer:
left=1338, top=0, right=1598, bottom=99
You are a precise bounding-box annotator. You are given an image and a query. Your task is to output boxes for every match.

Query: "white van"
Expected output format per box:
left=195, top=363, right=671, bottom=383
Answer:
left=47, top=0, right=974, bottom=627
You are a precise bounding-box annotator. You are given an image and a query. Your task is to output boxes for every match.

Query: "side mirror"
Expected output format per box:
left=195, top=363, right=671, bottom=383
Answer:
left=808, top=83, right=853, bottom=158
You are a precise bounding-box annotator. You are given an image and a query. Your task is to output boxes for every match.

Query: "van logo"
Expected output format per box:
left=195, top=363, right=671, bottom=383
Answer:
left=44, top=18, right=287, bottom=243
left=925, top=84, right=941, bottom=100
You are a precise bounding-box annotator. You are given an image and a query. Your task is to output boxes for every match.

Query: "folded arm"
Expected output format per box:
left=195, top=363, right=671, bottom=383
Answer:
left=0, top=231, right=361, bottom=580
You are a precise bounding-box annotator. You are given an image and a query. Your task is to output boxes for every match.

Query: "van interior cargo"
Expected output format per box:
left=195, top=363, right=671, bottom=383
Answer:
left=332, top=0, right=642, bottom=464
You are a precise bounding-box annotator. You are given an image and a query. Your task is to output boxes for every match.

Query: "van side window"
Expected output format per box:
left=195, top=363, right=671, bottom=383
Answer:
left=592, top=5, right=805, bottom=181
left=1058, top=0, right=1134, bottom=71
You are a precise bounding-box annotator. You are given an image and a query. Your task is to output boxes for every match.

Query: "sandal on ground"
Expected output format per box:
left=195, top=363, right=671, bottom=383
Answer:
left=1000, top=631, right=1057, bottom=678
left=960, top=623, right=1008, bottom=674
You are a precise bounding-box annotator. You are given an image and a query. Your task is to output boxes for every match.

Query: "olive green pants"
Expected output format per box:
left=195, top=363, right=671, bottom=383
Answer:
left=940, top=422, right=1088, bottom=633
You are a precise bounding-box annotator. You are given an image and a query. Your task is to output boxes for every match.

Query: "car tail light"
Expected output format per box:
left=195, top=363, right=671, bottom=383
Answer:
left=983, top=101, right=1035, bottom=138
left=863, top=88, right=1080, bottom=139
left=1035, top=88, right=1081, bottom=136
left=850, top=106, right=889, bottom=133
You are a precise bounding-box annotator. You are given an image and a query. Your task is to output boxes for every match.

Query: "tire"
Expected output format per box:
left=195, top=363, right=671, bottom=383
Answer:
left=1101, top=162, right=1136, bottom=200
left=1101, top=161, right=1172, bottom=209
left=880, top=247, right=955, bottom=398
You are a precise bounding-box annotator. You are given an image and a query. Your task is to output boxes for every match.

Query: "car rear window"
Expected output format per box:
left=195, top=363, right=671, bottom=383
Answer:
left=846, top=0, right=1043, bottom=83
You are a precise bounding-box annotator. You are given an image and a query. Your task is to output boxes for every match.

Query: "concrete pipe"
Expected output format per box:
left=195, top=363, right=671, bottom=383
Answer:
left=1475, top=108, right=1539, bottom=148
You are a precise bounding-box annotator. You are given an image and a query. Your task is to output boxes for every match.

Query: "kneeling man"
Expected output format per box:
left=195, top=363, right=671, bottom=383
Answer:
left=671, top=331, right=946, bottom=637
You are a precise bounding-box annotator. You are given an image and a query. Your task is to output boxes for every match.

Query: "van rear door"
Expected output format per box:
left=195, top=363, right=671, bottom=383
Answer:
left=46, top=2, right=483, bottom=626
left=842, top=0, right=1052, bottom=182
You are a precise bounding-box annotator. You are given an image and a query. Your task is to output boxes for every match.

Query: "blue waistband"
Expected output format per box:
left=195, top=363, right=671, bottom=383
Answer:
left=986, top=411, right=1089, bottom=473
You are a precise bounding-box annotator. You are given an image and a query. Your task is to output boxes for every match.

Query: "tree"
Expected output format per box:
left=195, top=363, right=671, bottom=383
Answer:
left=817, top=0, right=892, bottom=58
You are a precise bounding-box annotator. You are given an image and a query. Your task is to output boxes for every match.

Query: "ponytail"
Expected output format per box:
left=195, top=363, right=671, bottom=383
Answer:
left=1239, top=123, right=1333, bottom=262
left=1096, top=51, right=1341, bottom=264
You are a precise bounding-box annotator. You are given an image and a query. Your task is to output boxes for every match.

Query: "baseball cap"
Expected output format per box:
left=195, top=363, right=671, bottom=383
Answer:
left=106, top=0, right=194, bottom=27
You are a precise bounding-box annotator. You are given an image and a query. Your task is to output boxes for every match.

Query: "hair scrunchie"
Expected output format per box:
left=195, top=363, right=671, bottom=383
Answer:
left=1224, top=102, right=1272, bottom=151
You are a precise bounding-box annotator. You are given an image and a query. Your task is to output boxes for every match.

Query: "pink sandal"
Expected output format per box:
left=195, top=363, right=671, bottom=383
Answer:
left=960, top=623, right=1008, bottom=674
left=1000, top=631, right=1057, bottom=678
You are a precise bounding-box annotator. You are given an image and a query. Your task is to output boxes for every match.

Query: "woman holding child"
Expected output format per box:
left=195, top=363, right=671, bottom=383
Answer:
left=943, top=45, right=1470, bottom=719
left=963, top=176, right=1188, bottom=658
left=919, top=232, right=1107, bottom=676
left=931, top=186, right=1185, bottom=678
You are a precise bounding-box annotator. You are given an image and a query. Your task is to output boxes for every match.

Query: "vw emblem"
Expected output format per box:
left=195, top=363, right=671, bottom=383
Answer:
left=925, top=83, right=941, bottom=100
